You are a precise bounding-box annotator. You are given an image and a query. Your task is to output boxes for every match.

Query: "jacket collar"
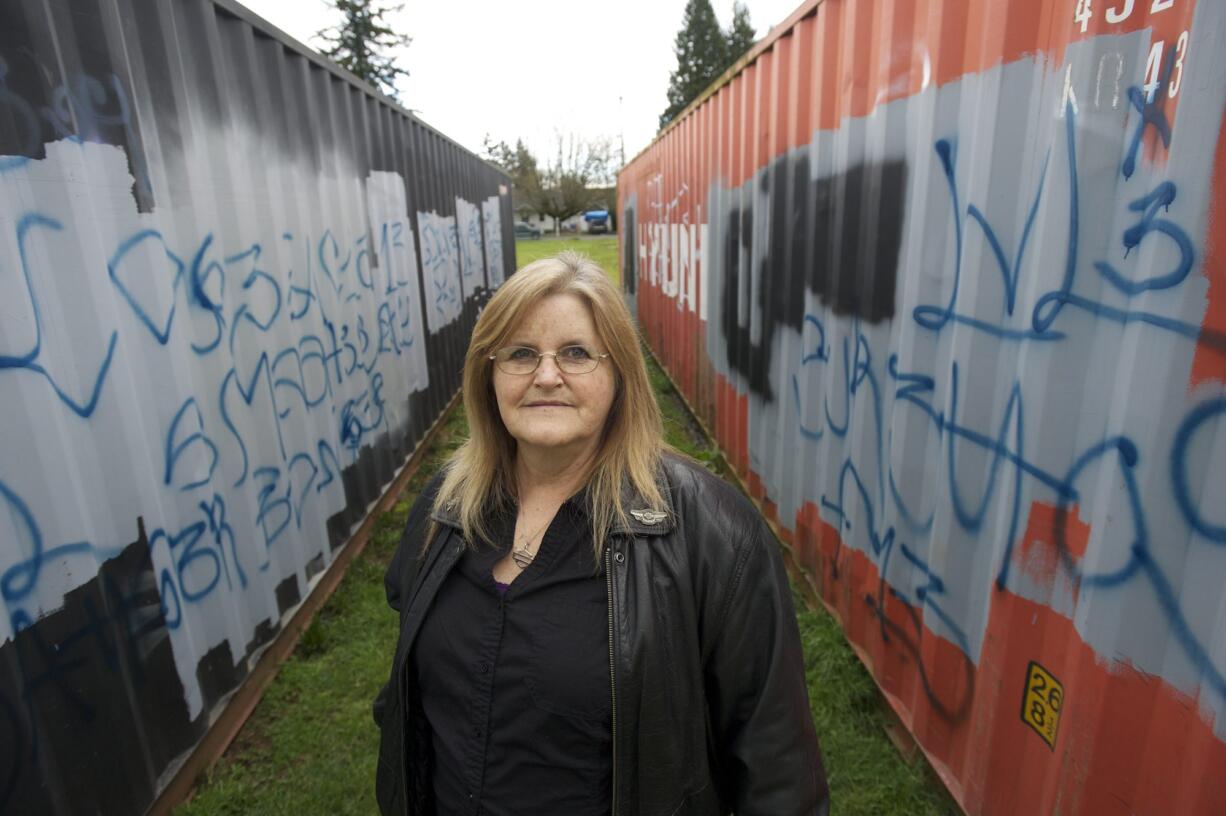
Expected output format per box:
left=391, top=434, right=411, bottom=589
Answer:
left=429, top=470, right=675, bottom=538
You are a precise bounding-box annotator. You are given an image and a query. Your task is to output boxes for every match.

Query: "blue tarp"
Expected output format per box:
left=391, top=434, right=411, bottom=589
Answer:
left=583, top=210, right=609, bottom=222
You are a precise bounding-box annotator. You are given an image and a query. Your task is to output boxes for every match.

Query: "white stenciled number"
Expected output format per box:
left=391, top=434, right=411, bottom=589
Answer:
left=1143, top=40, right=1165, bottom=102
left=1151, top=0, right=1175, bottom=13
left=1168, top=30, right=1188, bottom=97
left=1074, top=0, right=1093, bottom=33
left=1105, top=0, right=1134, bottom=24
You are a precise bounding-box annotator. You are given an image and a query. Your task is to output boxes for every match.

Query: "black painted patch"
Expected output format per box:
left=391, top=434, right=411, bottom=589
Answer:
left=0, top=520, right=201, bottom=815
left=622, top=206, right=638, bottom=295
left=0, top=0, right=157, bottom=210
left=195, top=639, right=242, bottom=713
left=719, top=155, right=908, bottom=398
left=808, top=159, right=907, bottom=323
left=329, top=442, right=378, bottom=551
left=305, top=552, right=325, bottom=582
left=275, top=574, right=301, bottom=618
left=244, top=618, right=279, bottom=659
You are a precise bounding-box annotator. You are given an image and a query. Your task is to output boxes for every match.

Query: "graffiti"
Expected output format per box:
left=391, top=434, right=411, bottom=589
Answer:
left=0, top=178, right=430, bottom=626
left=0, top=141, right=438, bottom=810
left=628, top=14, right=1226, bottom=789
left=482, top=194, right=506, bottom=289
left=165, top=397, right=219, bottom=491
left=0, top=56, right=129, bottom=163
left=0, top=482, right=125, bottom=618
left=0, top=211, right=119, bottom=418
left=0, top=511, right=197, bottom=815
left=0, top=52, right=154, bottom=209
left=455, top=196, right=485, bottom=298
left=417, top=210, right=463, bottom=331
left=779, top=93, right=1226, bottom=710
left=0, top=3, right=510, bottom=809
left=709, top=157, right=908, bottom=400
left=612, top=0, right=1226, bottom=808
left=149, top=495, right=244, bottom=627
left=912, top=97, right=1220, bottom=357
left=637, top=219, right=709, bottom=317
left=365, top=170, right=430, bottom=391
left=42, top=71, right=131, bottom=145
left=621, top=202, right=638, bottom=296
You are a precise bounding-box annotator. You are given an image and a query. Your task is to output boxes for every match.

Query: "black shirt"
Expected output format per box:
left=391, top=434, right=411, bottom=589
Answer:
left=411, top=497, right=612, bottom=816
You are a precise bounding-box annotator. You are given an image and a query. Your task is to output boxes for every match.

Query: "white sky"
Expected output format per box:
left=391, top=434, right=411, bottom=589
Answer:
left=236, top=0, right=804, bottom=165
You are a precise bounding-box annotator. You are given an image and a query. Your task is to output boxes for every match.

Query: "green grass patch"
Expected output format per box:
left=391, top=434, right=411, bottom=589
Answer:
left=179, top=350, right=956, bottom=816
left=647, top=353, right=725, bottom=473
left=796, top=595, right=957, bottom=814
left=515, top=235, right=619, bottom=284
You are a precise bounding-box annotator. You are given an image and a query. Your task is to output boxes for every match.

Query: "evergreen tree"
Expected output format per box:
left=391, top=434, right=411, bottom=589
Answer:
left=483, top=136, right=541, bottom=220
left=316, top=1, right=411, bottom=99
left=659, top=0, right=729, bottom=130
left=725, top=2, right=756, bottom=65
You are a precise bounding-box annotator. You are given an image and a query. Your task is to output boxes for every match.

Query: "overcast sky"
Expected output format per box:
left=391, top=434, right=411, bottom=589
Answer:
left=237, top=0, right=804, bottom=165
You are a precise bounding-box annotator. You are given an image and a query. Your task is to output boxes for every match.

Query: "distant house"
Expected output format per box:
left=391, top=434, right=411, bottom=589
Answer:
left=521, top=212, right=585, bottom=234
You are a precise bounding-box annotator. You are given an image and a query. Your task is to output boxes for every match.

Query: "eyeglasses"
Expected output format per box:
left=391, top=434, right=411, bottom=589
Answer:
left=488, top=345, right=610, bottom=375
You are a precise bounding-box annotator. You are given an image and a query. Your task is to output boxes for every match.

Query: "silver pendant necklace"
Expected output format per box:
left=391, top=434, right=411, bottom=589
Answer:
left=511, top=515, right=551, bottom=569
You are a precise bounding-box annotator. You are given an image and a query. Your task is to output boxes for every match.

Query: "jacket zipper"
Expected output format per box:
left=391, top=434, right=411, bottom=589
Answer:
left=606, top=545, right=619, bottom=816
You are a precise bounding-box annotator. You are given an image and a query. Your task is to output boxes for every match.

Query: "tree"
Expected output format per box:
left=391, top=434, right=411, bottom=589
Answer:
left=533, top=135, right=616, bottom=234
left=659, top=0, right=729, bottom=130
left=726, top=2, right=756, bottom=64
left=485, top=134, right=614, bottom=231
left=316, top=1, right=410, bottom=99
left=483, top=136, right=541, bottom=220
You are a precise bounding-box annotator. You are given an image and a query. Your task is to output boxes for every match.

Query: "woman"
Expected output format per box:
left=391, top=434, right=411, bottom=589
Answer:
left=374, top=252, right=828, bottom=815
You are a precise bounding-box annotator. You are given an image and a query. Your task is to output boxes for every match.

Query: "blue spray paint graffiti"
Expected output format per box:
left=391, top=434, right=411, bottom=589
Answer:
left=1, top=177, right=431, bottom=637
left=786, top=80, right=1226, bottom=718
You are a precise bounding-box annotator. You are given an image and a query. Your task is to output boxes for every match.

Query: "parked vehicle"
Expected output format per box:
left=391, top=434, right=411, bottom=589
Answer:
left=584, top=209, right=610, bottom=234
left=514, top=221, right=541, bottom=239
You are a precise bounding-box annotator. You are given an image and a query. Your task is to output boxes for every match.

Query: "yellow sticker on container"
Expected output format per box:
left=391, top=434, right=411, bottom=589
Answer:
left=1021, top=661, right=1064, bottom=749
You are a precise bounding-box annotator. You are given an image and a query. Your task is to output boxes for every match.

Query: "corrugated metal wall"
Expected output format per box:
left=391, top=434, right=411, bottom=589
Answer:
left=621, top=0, right=1226, bottom=812
left=0, top=0, right=512, bottom=812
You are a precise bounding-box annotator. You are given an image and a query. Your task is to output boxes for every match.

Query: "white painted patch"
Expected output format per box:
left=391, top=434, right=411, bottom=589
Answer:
left=482, top=195, right=505, bottom=289
left=455, top=197, right=485, bottom=299
left=417, top=210, right=462, bottom=331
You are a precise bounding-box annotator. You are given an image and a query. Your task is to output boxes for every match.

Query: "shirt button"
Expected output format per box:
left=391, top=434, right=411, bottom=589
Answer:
left=478, top=662, right=490, bottom=674
left=474, top=726, right=483, bottom=737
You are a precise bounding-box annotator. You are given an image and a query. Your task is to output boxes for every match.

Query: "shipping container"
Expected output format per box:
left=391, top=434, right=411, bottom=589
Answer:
left=620, top=0, right=1226, bottom=812
left=0, top=0, right=513, bottom=812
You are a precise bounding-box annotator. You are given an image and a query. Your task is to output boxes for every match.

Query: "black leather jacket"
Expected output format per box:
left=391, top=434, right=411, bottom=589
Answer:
left=373, top=454, right=829, bottom=815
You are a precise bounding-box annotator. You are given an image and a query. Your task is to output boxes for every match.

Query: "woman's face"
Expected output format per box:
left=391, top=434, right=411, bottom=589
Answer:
left=492, top=293, right=616, bottom=463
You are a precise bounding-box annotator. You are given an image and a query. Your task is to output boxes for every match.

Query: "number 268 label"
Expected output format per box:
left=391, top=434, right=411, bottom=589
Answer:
left=1021, top=661, right=1065, bottom=749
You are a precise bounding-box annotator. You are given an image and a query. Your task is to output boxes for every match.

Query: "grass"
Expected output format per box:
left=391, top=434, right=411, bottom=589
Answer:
left=515, top=235, right=620, bottom=284
left=178, top=257, right=956, bottom=815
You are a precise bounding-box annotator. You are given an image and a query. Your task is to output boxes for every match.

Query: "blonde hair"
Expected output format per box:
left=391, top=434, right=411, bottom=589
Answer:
left=432, top=251, right=665, bottom=559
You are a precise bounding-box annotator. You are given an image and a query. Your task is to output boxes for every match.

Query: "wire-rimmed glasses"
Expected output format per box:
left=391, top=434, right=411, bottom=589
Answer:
left=488, top=345, right=610, bottom=375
